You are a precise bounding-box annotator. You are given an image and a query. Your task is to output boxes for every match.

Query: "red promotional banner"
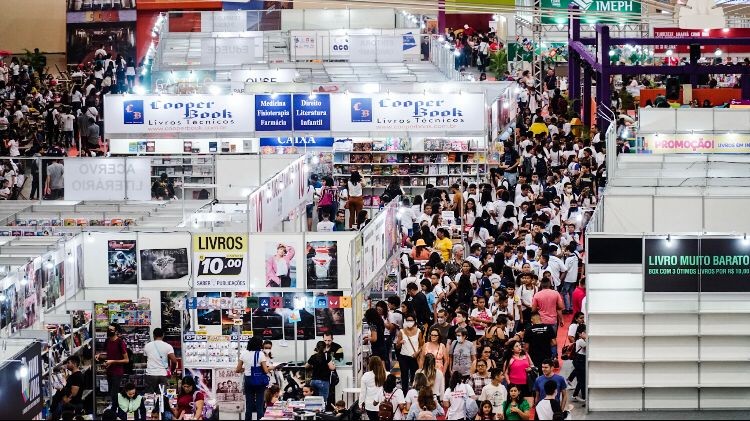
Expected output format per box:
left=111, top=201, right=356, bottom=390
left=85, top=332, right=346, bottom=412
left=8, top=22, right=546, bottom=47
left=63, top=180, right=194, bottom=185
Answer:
left=653, top=28, right=750, bottom=54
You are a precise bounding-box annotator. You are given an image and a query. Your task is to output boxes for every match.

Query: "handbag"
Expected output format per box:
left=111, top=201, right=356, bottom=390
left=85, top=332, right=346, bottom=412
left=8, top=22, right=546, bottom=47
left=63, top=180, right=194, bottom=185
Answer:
left=526, top=365, right=540, bottom=392
left=247, top=351, right=270, bottom=387
left=561, top=339, right=576, bottom=361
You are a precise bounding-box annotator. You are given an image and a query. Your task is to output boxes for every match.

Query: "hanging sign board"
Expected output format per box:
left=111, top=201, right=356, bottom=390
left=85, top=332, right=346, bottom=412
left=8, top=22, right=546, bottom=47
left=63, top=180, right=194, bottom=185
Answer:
left=104, top=95, right=254, bottom=135
left=193, top=234, right=249, bottom=290
left=540, top=0, right=641, bottom=24
left=64, top=157, right=151, bottom=201
left=330, top=93, right=485, bottom=132
left=230, top=69, right=298, bottom=93
left=640, top=134, right=750, bottom=154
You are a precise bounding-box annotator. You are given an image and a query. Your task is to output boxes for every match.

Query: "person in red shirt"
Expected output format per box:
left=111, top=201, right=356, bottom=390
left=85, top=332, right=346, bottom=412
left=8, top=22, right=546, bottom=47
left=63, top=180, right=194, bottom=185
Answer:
left=97, top=323, right=129, bottom=405
left=174, top=376, right=205, bottom=420
left=572, top=277, right=586, bottom=316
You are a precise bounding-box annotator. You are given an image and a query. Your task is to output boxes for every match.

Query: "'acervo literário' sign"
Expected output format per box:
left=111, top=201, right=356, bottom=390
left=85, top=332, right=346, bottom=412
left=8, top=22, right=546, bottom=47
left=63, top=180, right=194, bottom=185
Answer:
left=645, top=238, right=750, bottom=293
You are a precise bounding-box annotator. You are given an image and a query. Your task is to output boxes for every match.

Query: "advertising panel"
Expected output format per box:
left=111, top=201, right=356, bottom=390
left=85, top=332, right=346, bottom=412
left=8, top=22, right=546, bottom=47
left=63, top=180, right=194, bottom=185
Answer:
left=540, top=0, right=641, bottom=24
left=654, top=28, right=750, bottom=54
left=247, top=157, right=306, bottom=232
left=63, top=157, right=151, bottom=201
left=292, top=94, right=331, bottom=131
left=255, top=94, right=292, bottom=131
left=193, top=234, right=249, bottom=290
left=200, top=35, right=264, bottom=66
left=104, top=95, right=254, bottom=135
left=645, top=237, right=750, bottom=293
left=331, top=93, right=485, bottom=132
left=0, top=341, right=43, bottom=419
left=640, top=134, right=750, bottom=154
left=230, top=69, right=298, bottom=93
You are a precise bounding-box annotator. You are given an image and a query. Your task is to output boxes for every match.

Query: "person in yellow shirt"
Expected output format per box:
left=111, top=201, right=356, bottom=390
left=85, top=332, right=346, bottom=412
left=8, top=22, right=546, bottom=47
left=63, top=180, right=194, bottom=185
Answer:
left=433, top=227, right=453, bottom=261
left=529, top=116, right=549, bottom=137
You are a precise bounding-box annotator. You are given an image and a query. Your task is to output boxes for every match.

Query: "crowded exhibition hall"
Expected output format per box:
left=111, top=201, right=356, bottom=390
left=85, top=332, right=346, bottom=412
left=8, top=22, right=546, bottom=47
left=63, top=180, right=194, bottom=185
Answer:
left=1, top=0, right=750, bottom=420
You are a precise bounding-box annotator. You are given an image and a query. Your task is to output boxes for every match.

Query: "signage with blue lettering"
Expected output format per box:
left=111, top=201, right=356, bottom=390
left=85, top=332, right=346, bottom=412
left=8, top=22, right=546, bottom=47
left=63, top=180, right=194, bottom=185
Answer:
left=403, top=32, right=417, bottom=51
left=123, top=100, right=144, bottom=125
left=255, top=94, right=292, bottom=131
left=292, top=94, right=331, bottom=131
left=351, top=98, right=373, bottom=122
left=259, top=137, right=335, bottom=147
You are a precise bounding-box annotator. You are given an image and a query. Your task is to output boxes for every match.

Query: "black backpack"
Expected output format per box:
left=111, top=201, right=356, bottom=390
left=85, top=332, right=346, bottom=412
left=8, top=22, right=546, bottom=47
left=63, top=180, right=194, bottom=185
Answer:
left=535, top=157, right=548, bottom=178
left=522, top=156, right=533, bottom=177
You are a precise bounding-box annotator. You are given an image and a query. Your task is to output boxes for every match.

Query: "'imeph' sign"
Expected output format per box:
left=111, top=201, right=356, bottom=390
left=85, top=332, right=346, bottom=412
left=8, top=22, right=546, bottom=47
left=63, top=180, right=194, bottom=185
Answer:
left=541, top=0, right=641, bottom=24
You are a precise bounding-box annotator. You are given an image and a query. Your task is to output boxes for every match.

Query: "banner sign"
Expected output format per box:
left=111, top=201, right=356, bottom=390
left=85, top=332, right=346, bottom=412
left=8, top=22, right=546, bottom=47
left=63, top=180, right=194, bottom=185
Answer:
left=200, top=35, right=264, bottom=66
left=255, top=94, right=292, bottom=131
left=358, top=200, right=400, bottom=294
left=540, top=0, right=641, bottom=24
left=640, top=134, right=750, bottom=154
left=193, top=234, right=249, bottom=290
left=247, top=157, right=306, bottom=232
left=259, top=137, right=335, bottom=148
left=0, top=341, right=43, bottom=419
left=654, top=28, right=750, bottom=54
left=292, top=94, right=331, bottom=131
left=230, top=69, right=298, bottom=93
left=64, top=157, right=151, bottom=201
left=645, top=238, right=750, bottom=293
left=104, top=95, right=254, bottom=135
left=331, top=93, right=485, bottom=132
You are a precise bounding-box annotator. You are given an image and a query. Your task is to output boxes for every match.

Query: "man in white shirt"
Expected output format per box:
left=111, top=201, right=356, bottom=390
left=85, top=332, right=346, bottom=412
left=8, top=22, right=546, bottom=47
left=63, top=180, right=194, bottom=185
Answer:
left=143, top=328, right=177, bottom=394
left=418, top=203, right=433, bottom=226
left=61, top=110, right=75, bottom=147
left=561, top=243, right=579, bottom=314
left=317, top=212, right=335, bottom=232
left=479, top=368, right=508, bottom=418
left=540, top=248, right=567, bottom=289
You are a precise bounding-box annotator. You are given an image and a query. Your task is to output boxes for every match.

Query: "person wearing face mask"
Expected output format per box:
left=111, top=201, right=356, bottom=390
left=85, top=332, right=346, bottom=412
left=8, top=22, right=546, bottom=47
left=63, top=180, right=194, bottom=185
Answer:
left=263, top=340, right=283, bottom=386
left=396, top=313, right=424, bottom=392
left=447, top=327, right=476, bottom=380
left=97, top=323, right=129, bottom=406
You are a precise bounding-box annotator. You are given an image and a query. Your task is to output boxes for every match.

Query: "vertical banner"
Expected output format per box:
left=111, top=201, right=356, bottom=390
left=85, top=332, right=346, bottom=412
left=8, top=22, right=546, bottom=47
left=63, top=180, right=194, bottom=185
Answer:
left=193, top=234, right=249, bottom=290
left=254, top=94, right=292, bottom=131
left=248, top=157, right=306, bottom=232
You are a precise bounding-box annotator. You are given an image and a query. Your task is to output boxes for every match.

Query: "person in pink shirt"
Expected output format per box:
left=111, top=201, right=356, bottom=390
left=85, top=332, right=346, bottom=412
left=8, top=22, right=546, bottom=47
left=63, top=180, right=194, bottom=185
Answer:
left=572, top=277, right=586, bottom=316
left=266, top=244, right=296, bottom=288
left=532, top=278, right=564, bottom=331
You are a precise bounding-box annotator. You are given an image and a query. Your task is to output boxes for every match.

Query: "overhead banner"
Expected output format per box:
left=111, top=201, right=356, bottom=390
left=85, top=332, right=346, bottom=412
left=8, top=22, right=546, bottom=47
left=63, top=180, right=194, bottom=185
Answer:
left=248, top=157, right=306, bottom=232
left=654, top=28, right=750, bottom=54
left=259, top=137, right=335, bottom=148
left=331, top=93, right=485, bottom=132
left=255, top=94, right=293, bottom=131
left=104, top=95, right=254, bottom=135
left=230, top=69, right=298, bottom=93
left=63, top=157, right=151, bottom=201
left=645, top=238, right=750, bottom=293
left=200, top=35, right=265, bottom=66
left=540, top=0, right=641, bottom=24
left=193, top=234, right=249, bottom=290
left=0, top=341, right=43, bottom=419
left=640, top=134, right=750, bottom=154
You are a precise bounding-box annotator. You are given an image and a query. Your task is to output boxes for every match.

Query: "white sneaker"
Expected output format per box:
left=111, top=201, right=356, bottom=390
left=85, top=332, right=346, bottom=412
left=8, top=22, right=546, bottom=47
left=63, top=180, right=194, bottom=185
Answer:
left=566, top=380, right=575, bottom=389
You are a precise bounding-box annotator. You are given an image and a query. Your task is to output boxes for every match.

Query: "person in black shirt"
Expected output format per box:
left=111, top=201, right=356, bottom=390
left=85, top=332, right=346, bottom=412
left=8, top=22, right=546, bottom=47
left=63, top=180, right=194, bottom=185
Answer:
left=365, top=308, right=390, bottom=370
left=405, top=282, right=432, bottom=329
left=305, top=341, right=336, bottom=409
left=521, top=312, right=556, bottom=368
left=576, top=165, right=596, bottom=196
left=51, top=355, right=85, bottom=420
left=447, top=309, right=478, bottom=343
left=323, top=332, right=343, bottom=408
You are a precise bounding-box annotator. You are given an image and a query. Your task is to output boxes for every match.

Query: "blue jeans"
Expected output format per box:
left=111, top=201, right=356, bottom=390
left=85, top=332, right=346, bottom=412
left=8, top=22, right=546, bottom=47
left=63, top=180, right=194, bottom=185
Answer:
left=311, top=379, right=330, bottom=405
left=504, top=172, right=518, bottom=188
left=561, top=282, right=576, bottom=311
left=244, top=377, right=266, bottom=421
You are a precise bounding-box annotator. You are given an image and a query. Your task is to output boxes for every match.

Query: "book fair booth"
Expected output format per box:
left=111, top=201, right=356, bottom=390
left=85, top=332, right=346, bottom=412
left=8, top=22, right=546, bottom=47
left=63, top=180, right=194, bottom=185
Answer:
left=586, top=108, right=750, bottom=411
left=0, top=80, right=515, bottom=419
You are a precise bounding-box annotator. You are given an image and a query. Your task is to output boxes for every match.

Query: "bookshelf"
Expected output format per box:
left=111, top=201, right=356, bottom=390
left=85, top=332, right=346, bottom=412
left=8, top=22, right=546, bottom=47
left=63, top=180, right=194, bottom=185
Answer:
left=150, top=156, right=216, bottom=200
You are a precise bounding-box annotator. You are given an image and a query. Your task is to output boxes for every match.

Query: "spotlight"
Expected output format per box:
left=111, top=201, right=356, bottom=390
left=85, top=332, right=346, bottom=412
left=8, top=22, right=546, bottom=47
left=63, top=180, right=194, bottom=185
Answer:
left=666, top=49, right=673, bottom=57
left=209, top=85, right=221, bottom=95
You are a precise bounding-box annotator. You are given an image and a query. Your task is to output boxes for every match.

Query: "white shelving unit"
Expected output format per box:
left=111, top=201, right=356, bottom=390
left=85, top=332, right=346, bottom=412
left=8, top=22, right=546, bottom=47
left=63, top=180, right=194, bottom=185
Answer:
left=587, top=257, right=750, bottom=412
left=150, top=156, right=216, bottom=200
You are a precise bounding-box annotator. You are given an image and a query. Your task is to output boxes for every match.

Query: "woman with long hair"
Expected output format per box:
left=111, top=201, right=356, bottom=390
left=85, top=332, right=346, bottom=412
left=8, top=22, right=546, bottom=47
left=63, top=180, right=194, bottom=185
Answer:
left=236, top=336, right=270, bottom=420
left=420, top=327, right=447, bottom=373
left=305, top=340, right=335, bottom=408
left=503, top=384, right=531, bottom=420
left=502, top=340, right=534, bottom=406
left=464, top=198, right=477, bottom=228
left=264, top=385, right=281, bottom=409
left=365, top=308, right=389, bottom=369
left=396, top=313, right=423, bottom=392
left=378, top=374, right=407, bottom=420
left=404, top=372, right=429, bottom=412
left=359, top=356, right=386, bottom=421
left=346, top=171, right=365, bottom=228
left=443, top=371, right=475, bottom=420
left=469, top=216, right=490, bottom=247
left=173, top=376, right=204, bottom=420
left=416, top=353, right=445, bottom=397
left=406, top=386, right=444, bottom=420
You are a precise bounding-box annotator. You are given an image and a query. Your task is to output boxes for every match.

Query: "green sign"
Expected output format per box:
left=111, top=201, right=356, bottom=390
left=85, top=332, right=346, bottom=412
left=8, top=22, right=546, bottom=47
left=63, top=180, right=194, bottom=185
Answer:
left=540, top=0, right=642, bottom=25
left=508, top=42, right=569, bottom=63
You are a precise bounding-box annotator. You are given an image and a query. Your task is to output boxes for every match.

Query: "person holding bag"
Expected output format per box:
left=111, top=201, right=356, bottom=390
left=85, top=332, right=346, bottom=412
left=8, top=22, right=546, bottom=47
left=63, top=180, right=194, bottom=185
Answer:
left=395, top=313, right=424, bottom=392
left=236, top=337, right=270, bottom=420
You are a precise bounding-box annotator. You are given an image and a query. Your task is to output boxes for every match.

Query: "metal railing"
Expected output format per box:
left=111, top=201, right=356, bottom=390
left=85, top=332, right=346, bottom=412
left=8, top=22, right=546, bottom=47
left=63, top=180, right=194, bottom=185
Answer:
left=428, top=36, right=473, bottom=81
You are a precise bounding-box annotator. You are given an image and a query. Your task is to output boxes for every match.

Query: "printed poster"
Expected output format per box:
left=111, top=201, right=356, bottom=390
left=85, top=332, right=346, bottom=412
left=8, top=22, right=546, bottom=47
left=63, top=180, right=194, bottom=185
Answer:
left=215, top=368, right=243, bottom=403
left=186, top=368, right=214, bottom=400
left=193, top=234, right=248, bottom=290
left=108, top=240, right=137, bottom=285
left=306, top=241, right=339, bottom=290
left=265, top=242, right=298, bottom=288
left=140, top=248, right=189, bottom=280
left=161, top=291, right=190, bottom=355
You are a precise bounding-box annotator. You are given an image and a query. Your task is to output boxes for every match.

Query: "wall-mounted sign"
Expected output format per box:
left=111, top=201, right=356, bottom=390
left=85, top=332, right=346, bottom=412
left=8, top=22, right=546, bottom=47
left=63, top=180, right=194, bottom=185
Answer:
left=654, top=28, right=750, bottom=54
left=0, top=341, right=43, bottom=419
left=640, top=133, right=750, bottom=154
left=259, top=137, right=335, bottom=148
left=230, top=69, right=298, bottom=93
left=104, top=95, right=254, bottom=135
left=645, top=238, right=750, bottom=293
left=540, top=0, right=641, bottom=24
left=192, top=234, right=249, bottom=290
left=331, top=93, right=485, bottom=132
left=292, top=94, right=331, bottom=131
left=64, top=157, right=151, bottom=201
left=255, top=94, right=292, bottom=131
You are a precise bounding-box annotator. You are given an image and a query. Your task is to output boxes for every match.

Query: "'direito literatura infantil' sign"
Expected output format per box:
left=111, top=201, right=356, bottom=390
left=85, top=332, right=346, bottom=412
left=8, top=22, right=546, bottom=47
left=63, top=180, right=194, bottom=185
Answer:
left=645, top=238, right=750, bottom=293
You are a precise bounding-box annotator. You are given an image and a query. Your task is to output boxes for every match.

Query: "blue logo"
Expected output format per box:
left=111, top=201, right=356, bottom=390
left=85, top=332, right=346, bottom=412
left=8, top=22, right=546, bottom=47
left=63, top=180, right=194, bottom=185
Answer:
left=351, top=98, right=372, bottom=123
left=123, top=100, right=144, bottom=125
left=403, top=32, right=417, bottom=51
left=259, top=137, right=335, bottom=148
left=292, top=94, right=331, bottom=131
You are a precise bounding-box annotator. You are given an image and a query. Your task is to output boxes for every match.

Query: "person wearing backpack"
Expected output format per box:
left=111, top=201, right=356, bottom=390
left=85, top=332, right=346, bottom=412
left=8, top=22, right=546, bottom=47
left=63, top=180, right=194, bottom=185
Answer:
left=442, top=371, right=477, bottom=420
left=111, top=382, right=147, bottom=420
left=317, top=177, right=337, bottom=224
left=236, top=336, right=270, bottom=420
left=377, top=374, right=406, bottom=420
left=97, top=323, right=129, bottom=406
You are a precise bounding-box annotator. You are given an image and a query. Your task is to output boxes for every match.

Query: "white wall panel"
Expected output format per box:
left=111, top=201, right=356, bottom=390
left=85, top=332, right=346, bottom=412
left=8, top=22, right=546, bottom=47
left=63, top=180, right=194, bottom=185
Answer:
left=638, top=108, right=675, bottom=132
left=653, top=197, right=702, bottom=232
left=588, top=290, right=644, bottom=313
left=588, top=272, right=642, bottom=290
left=602, top=196, right=653, bottom=233
left=704, top=198, right=750, bottom=232
left=675, top=108, right=714, bottom=132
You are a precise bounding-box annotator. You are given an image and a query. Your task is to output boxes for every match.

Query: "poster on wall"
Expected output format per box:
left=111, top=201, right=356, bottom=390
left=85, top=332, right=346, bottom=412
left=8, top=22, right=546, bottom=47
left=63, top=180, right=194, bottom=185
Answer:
left=250, top=307, right=284, bottom=340
left=314, top=292, right=345, bottom=336
left=282, top=292, right=315, bottom=340
left=108, top=240, right=137, bottom=285
left=185, top=368, right=214, bottom=400
left=140, top=249, right=189, bottom=280
left=192, top=234, right=248, bottom=290
left=161, top=291, right=189, bottom=355
left=306, top=241, right=339, bottom=290
left=330, top=93, right=486, bottom=132
left=215, top=368, right=243, bottom=403
left=265, top=242, right=298, bottom=288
